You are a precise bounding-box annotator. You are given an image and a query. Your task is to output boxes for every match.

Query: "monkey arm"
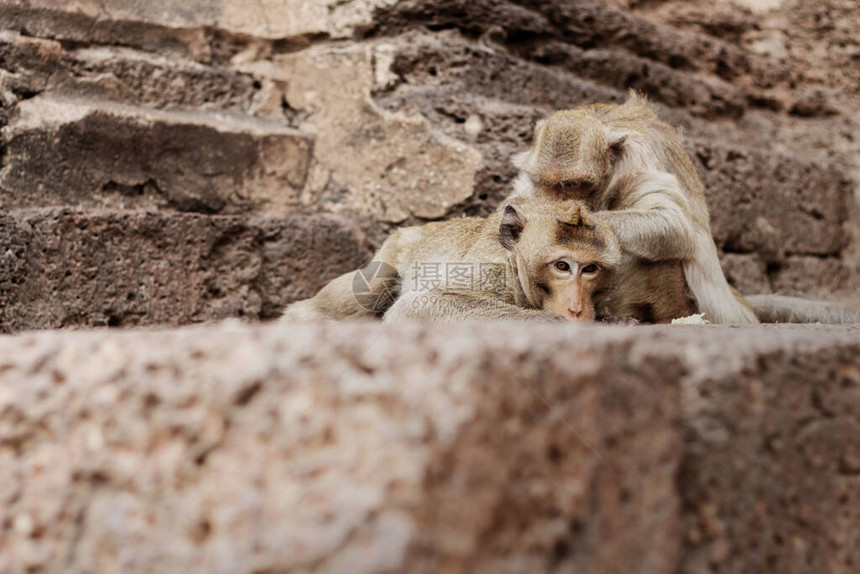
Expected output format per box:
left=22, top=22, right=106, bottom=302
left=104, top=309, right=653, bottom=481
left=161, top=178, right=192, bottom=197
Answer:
left=598, top=208, right=697, bottom=262
left=384, top=289, right=563, bottom=323
left=599, top=170, right=700, bottom=262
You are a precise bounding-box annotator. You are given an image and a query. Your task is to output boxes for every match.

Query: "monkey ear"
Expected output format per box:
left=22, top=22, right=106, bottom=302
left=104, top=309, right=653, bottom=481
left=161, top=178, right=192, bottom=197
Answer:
left=608, top=133, right=627, bottom=149
left=512, top=150, right=531, bottom=170
left=499, top=204, right=526, bottom=251
left=607, top=132, right=627, bottom=161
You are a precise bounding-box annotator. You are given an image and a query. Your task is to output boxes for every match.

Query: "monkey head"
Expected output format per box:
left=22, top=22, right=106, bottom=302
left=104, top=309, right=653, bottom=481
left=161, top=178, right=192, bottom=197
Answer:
left=513, top=110, right=627, bottom=204
left=499, top=198, right=621, bottom=322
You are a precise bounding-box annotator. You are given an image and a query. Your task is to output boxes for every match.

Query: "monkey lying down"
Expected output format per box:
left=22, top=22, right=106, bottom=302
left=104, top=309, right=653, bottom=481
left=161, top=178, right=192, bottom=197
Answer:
left=282, top=196, right=695, bottom=324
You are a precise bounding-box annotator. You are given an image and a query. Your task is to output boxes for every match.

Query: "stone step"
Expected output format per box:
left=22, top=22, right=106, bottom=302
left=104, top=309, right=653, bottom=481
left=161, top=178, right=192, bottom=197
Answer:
left=0, top=0, right=371, bottom=61
left=0, top=30, right=270, bottom=115
left=0, top=95, right=312, bottom=214
left=0, top=208, right=369, bottom=332
left=0, top=2, right=214, bottom=62
left=521, top=41, right=746, bottom=120
left=381, top=29, right=746, bottom=120
left=688, top=137, right=848, bottom=258
left=370, top=0, right=787, bottom=95
left=0, top=322, right=857, bottom=573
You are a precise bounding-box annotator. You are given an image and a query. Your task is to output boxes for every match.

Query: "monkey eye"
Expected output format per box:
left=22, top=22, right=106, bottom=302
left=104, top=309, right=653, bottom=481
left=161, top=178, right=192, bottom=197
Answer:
left=581, top=264, right=600, bottom=275
left=550, top=180, right=594, bottom=200
left=563, top=180, right=593, bottom=192
left=554, top=261, right=571, bottom=272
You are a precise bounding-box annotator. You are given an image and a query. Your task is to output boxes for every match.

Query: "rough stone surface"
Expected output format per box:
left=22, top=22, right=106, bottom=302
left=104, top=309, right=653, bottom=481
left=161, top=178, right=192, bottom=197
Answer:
left=689, top=138, right=849, bottom=258
left=679, top=328, right=860, bottom=574
left=768, top=256, right=852, bottom=297
left=3, top=0, right=860, bottom=325
left=0, top=209, right=369, bottom=332
left=1, top=96, right=312, bottom=214
left=0, top=322, right=858, bottom=573
left=719, top=253, right=770, bottom=295
left=1, top=2, right=860, bottom=572
left=0, top=0, right=397, bottom=54
left=240, top=44, right=484, bottom=223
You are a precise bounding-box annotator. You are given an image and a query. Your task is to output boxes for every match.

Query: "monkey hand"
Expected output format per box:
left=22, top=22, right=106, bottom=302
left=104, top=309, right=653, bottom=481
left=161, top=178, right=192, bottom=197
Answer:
left=599, top=316, right=639, bottom=326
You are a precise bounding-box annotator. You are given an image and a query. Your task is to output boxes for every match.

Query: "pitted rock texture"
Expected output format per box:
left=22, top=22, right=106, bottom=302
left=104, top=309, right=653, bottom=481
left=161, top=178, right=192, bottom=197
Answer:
left=2, top=4, right=860, bottom=574
left=0, top=209, right=368, bottom=332
left=680, top=336, right=860, bottom=574
left=2, top=96, right=312, bottom=213
left=0, top=322, right=858, bottom=573
left=1, top=0, right=859, bottom=330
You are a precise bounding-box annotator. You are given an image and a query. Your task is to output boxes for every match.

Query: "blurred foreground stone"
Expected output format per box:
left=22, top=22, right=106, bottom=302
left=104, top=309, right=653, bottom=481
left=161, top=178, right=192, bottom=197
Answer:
left=0, top=322, right=858, bottom=573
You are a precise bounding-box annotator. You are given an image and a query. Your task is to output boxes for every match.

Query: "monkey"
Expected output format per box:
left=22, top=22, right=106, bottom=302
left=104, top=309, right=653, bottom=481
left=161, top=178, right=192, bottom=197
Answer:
left=593, top=255, right=695, bottom=324
left=381, top=197, right=626, bottom=323
left=490, top=198, right=695, bottom=324
left=509, top=91, right=759, bottom=324
left=283, top=196, right=695, bottom=324
left=283, top=197, right=593, bottom=323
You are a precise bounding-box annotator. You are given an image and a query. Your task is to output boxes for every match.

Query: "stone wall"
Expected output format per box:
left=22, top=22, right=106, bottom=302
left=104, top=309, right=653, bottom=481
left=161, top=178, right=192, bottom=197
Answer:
left=2, top=4, right=859, bottom=572
left=2, top=0, right=859, bottom=332
left=1, top=322, right=858, bottom=573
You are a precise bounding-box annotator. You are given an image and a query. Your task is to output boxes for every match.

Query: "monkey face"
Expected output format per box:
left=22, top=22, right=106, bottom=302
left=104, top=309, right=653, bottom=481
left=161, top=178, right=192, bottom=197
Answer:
left=514, top=110, right=627, bottom=206
left=535, top=257, right=608, bottom=322
left=542, top=179, right=596, bottom=202
left=499, top=198, right=620, bottom=323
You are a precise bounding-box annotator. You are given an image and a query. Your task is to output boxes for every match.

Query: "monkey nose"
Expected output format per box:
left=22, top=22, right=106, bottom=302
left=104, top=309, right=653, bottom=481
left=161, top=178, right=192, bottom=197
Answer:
left=568, top=306, right=583, bottom=318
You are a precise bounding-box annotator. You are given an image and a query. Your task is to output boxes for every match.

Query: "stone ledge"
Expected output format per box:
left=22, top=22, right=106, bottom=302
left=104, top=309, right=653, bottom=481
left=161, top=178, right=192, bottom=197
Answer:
left=0, top=208, right=369, bottom=332
left=1, top=95, right=311, bottom=214
left=0, top=322, right=857, bottom=573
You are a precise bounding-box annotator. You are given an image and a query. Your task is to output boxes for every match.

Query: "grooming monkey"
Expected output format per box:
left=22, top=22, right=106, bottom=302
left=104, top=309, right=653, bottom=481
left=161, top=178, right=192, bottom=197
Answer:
left=283, top=197, right=693, bottom=324
left=510, top=92, right=759, bottom=324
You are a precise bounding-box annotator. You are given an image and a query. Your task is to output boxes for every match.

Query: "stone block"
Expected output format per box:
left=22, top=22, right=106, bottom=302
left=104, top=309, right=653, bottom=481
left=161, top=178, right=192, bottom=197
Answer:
left=0, top=208, right=368, bottom=332
left=1, top=96, right=312, bottom=213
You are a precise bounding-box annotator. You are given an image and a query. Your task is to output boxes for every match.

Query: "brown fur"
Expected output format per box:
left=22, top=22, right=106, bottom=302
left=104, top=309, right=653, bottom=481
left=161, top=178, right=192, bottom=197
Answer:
left=594, top=258, right=695, bottom=323
left=512, top=92, right=758, bottom=324
left=282, top=196, right=694, bottom=324
left=283, top=197, right=581, bottom=323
